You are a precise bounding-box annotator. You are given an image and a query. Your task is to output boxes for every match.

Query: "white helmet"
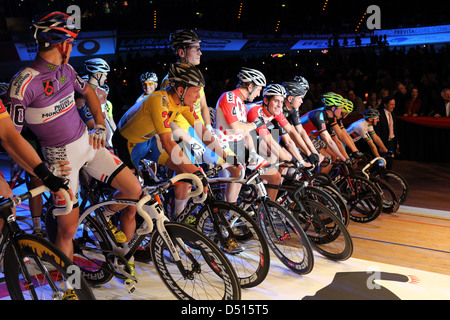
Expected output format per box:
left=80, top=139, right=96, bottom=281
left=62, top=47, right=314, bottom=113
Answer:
left=140, top=72, right=158, bottom=83
left=263, top=84, right=286, bottom=98
left=237, top=67, right=266, bottom=87
left=85, top=58, right=110, bottom=74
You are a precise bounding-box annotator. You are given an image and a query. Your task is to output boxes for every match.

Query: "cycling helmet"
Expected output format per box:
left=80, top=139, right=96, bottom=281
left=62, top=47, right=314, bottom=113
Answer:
left=363, top=109, right=380, bottom=119
left=0, top=82, right=9, bottom=96
left=237, top=67, right=266, bottom=87
left=85, top=58, right=110, bottom=74
left=282, top=81, right=307, bottom=97
left=342, top=99, right=354, bottom=114
left=168, top=62, right=205, bottom=88
left=169, top=29, right=201, bottom=51
left=322, top=92, right=344, bottom=109
left=263, top=84, right=287, bottom=98
left=140, top=72, right=158, bottom=83
left=32, top=11, right=79, bottom=47
left=293, top=75, right=310, bottom=92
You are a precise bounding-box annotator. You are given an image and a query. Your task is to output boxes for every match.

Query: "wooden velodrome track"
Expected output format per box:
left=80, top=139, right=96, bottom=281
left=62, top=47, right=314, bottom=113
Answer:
left=1, top=155, right=449, bottom=300
left=348, top=160, right=450, bottom=277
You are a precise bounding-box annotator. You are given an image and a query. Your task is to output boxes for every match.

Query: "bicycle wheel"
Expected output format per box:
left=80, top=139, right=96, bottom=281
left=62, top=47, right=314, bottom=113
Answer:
left=293, top=199, right=353, bottom=261
left=71, top=213, right=115, bottom=285
left=4, top=234, right=96, bottom=300
left=336, top=175, right=383, bottom=223
left=258, top=199, right=314, bottom=275
left=196, top=201, right=270, bottom=288
left=150, top=222, right=241, bottom=300
left=376, top=179, right=400, bottom=213
left=381, top=170, right=409, bottom=205
left=316, top=185, right=350, bottom=226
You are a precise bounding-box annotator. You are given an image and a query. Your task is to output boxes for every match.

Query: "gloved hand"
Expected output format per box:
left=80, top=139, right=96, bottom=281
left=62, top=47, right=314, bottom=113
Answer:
left=252, top=116, right=266, bottom=130
left=89, top=124, right=107, bottom=149
left=33, top=162, right=69, bottom=193
left=188, top=138, right=206, bottom=157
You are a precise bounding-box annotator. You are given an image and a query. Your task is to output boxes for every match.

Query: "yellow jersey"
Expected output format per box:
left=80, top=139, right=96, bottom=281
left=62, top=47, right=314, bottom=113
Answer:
left=117, top=89, right=201, bottom=144
left=161, top=74, right=205, bottom=131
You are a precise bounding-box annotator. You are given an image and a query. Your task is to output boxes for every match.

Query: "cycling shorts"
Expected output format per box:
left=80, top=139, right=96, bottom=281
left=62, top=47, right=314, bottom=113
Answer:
left=42, top=129, right=126, bottom=207
left=112, top=130, right=169, bottom=174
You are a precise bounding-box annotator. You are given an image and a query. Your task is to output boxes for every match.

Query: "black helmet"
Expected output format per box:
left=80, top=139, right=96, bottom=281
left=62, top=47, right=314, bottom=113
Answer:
left=169, top=29, right=201, bottom=51
left=282, top=81, right=307, bottom=97
left=168, top=62, right=205, bottom=88
left=363, top=109, right=380, bottom=119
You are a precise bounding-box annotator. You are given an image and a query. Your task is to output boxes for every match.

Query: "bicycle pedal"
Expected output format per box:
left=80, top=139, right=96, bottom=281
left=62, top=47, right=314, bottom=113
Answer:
left=124, top=279, right=138, bottom=293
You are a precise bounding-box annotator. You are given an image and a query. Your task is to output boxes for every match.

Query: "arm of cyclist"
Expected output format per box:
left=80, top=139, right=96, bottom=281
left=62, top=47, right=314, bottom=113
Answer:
left=0, top=116, right=73, bottom=200
left=319, top=129, right=348, bottom=161
left=295, top=123, right=323, bottom=164
left=84, top=85, right=107, bottom=149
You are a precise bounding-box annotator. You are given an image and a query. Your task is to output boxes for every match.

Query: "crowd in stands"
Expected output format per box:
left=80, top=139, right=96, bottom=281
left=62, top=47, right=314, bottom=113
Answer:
left=103, top=43, right=450, bottom=123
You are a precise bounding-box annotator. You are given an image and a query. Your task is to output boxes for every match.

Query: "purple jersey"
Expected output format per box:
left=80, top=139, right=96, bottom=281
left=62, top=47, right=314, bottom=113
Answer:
left=4, top=55, right=88, bottom=147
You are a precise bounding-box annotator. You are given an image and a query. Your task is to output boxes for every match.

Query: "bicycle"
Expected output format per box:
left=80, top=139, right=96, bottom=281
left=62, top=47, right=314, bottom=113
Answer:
left=329, top=159, right=383, bottom=223
left=267, top=162, right=349, bottom=227
left=166, top=164, right=271, bottom=289
left=66, top=173, right=242, bottom=300
left=218, top=161, right=314, bottom=275
left=359, top=157, right=400, bottom=214
left=360, top=153, right=409, bottom=205
left=0, top=186, right=95, bottom=300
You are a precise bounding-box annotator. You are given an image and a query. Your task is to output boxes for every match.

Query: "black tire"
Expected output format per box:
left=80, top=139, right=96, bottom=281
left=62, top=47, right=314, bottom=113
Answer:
left=293, top=199, right=353, bottom=261
left=337, top=175, right=383, bottom=223
left=150, top=222, right=241, bottom=300
left=71, top=213, right=115, bottom=285
left=4, top=234, right=96, bottom=300
left=196, top=201, right=270, bottom=288
left=376, top=179, right=400, bottom=213
left=258, top=199, right=314, bottom=275
left=382, top=170, right=409, bottom=205
left=317, top=185, right=350, bottom=226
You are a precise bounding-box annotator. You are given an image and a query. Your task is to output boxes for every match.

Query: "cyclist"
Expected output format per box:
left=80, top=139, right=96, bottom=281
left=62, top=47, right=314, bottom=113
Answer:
left=3, top=12, right=142, bottom=268
left=300, top=92, right=352, bottom=172
left=346, top=109, right=388, bottom=158
left=161, top=29, right=217, bottom=165
left=214, top=67, right=267, bottom=203
left=136, top=72, right=158, bottom=104
left=0, top=99, right=71, bottom=253
left=280, top=79, right=322, bottom=166
left=113, top=62, right=237, bottom=212
left=246, top=84, right=312, bottom=200
left=329, top=98, right=364, bottom=162
left=84, top=58, right=116, bottom=147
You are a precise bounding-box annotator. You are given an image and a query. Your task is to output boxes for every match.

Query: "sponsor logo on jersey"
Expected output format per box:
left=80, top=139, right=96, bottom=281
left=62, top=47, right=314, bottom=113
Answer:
left=24, top=93, right=75, bottom=124
left=10, top=68, right=40, bottom=100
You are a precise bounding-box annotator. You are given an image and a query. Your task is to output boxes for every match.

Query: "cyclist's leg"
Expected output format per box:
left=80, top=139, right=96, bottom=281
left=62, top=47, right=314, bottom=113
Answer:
left=85, top=146, right=142, bottom=241
left=0, top=173, right=14, bottom=232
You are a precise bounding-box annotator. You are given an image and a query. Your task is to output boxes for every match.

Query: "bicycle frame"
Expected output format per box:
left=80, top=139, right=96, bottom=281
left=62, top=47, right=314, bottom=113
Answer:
left=0, top=186, right=72, bottom=299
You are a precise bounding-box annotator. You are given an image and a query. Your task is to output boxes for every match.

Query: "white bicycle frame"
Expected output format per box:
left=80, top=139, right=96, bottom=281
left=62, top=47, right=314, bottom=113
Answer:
left=361, top=156, right=386, bottom=180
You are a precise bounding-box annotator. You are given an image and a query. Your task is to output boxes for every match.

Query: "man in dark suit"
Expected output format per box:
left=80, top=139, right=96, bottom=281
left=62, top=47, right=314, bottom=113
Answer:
left=429, top=88, right=450, bottom=118
left=374, top=96, right=398, bottom=169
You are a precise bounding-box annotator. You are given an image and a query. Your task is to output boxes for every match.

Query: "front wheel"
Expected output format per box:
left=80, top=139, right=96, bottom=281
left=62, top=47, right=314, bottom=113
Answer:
left=293, top=199, right=353, bottom=261
left=258, top=199, right=314, bottom=275
left=4, top=234, right=96, bottom=300
left=196, top=201, right=271, bottom=288
left=337, top=175, right=383, bottom=223
left=150, top=222, right=241, bottom=300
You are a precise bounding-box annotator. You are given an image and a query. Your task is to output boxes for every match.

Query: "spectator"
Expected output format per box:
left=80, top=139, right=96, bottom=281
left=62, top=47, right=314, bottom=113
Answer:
left=429, top=88, right=450, bottom=118
left=403, top=87, right=422, bottom=117
left=393, top=82, right=409, bottom=115
left=347, top=89, right=365, bottom=116
left=374, top=96, right=399, bottom=169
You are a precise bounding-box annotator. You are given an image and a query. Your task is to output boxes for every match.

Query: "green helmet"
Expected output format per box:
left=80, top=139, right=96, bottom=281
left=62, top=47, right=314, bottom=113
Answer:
left=342, top=99, right=354, bottom=114
left=322, top=92, right=344, bottom=109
